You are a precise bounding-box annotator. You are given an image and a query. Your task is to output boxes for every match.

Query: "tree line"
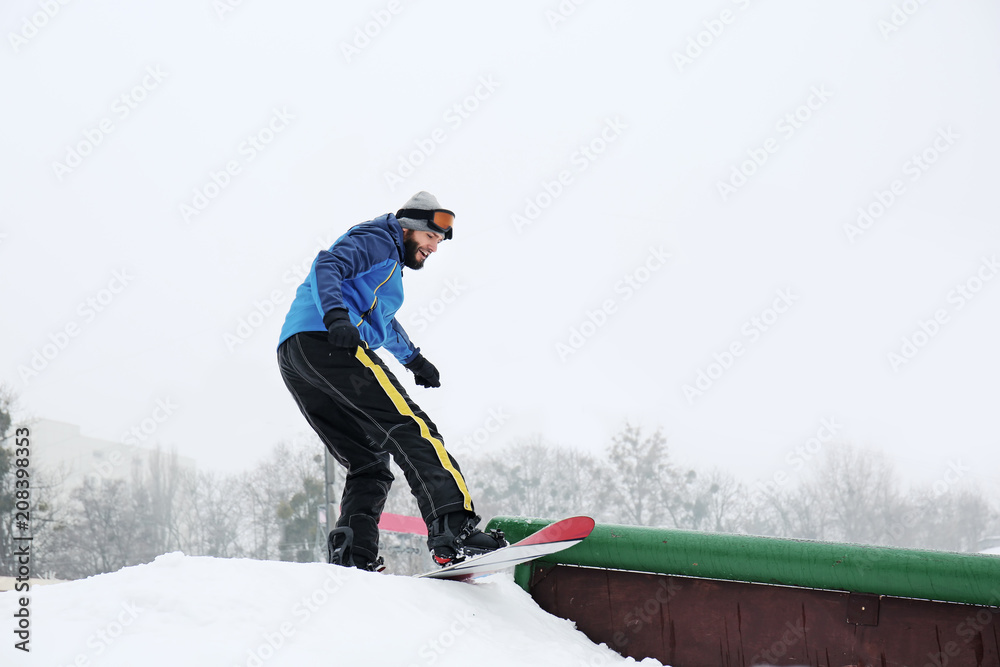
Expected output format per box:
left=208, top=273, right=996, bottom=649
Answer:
left=1, top=391, right=997, bottom=579
left=470, top=425, right=999, bottom=554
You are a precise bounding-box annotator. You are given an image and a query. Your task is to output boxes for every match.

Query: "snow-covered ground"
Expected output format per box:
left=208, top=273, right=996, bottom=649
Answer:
left=0, top=553, right=661, bottom=667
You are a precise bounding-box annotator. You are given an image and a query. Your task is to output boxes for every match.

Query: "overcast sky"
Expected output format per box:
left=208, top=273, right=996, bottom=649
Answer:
left=3, top=0, right=999, bottom=497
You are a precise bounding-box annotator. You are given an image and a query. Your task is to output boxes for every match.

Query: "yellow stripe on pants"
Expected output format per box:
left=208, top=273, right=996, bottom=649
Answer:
left=354, top=347, right=473, bottom=512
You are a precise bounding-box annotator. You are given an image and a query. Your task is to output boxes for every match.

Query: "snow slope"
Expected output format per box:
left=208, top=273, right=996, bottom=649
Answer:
left=0, top=553, right=661, bottom=667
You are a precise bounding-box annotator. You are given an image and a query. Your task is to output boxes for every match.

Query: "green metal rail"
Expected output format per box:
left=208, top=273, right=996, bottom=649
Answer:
left=486, top=516, right=1000, bottom=607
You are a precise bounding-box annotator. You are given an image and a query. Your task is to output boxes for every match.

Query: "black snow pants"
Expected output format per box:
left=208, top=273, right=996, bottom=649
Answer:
left=277, top=331, right=473, bottom=563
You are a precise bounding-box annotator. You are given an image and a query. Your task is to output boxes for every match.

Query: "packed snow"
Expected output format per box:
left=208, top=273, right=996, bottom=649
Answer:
left=0, top=552, right=662, bottom=667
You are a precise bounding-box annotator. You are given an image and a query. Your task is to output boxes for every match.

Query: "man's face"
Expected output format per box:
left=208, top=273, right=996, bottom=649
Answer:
left=403, top=229, right=444, bottom=270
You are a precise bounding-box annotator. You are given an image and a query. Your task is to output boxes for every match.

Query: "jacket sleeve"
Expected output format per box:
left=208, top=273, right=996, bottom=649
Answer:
left=308, top=228, right=397, bottom=320
left=385, top=317, right=420, bottom=365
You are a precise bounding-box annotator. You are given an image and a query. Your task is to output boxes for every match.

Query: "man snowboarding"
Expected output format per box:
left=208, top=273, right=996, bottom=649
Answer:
left=277, top=191, right=506, bottom=571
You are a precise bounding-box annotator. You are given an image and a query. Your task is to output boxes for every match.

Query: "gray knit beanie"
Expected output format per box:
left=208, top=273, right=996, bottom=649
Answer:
left=396, top=191, right=452, bottom=236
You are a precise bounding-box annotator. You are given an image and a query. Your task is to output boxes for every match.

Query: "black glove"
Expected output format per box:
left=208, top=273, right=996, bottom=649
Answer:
left=323, top=308, right=361, bottom=349
left=404, top=354, right=440, bottom=388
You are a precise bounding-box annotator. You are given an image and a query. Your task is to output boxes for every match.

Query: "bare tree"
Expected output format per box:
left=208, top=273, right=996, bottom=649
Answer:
left=901, top=485, right=996, bottom=552
left=48, top=477, right=149, bottom=578
left=241, top=438, right=328, bottom=562
left=470, top=435, right=607, bottom=522
left=811, top=443, right=901, bottom=544
left=0, top=384, right=17, bottom=576
left=602, top=424, right=692, bottom=528
left=146, top=446, right=183, bottom=555
left=685, top=468, right=751, bottom=533
left=180, top=469, right=245, bottom=558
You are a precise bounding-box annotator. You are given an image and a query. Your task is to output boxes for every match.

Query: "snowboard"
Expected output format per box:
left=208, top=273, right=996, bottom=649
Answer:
left=415, top=515, right=595, bottom=581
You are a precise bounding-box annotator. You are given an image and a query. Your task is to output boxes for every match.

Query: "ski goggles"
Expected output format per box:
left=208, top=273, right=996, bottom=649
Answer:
left=396, top=208, right=455, bottom=240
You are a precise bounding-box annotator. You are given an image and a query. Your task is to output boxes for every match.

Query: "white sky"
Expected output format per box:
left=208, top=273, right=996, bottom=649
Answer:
left=2, top=0, right=999, bottom=496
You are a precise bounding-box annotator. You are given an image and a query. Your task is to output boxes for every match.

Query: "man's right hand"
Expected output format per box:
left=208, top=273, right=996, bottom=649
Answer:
left=324, top=308, right=361, bottom=349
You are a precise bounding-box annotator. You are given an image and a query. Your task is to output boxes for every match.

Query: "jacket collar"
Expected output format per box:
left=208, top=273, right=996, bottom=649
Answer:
left=384, top=213, right=406, bottom=265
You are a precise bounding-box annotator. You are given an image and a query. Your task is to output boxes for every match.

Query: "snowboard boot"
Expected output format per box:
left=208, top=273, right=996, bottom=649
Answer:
left=327, top=527, right=385, bottom=572
left=356, top=555, right=386, bottom=573
left=426, top=512, right=507, bottom=566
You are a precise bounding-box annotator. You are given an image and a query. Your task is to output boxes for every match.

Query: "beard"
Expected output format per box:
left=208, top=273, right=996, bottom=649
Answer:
left=403, top=237, right=425, bottom=270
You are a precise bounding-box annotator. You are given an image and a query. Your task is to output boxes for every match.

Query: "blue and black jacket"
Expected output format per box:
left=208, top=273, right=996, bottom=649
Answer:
left=278, top=214, right=419, bottom=364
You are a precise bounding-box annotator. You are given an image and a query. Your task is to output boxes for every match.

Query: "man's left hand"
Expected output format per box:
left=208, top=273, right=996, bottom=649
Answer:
left=405, top=354, right=441, bottom=388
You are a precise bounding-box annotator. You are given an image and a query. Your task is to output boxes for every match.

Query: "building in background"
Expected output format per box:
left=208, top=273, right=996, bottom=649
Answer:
left=29, top=418, right=196, bottom=491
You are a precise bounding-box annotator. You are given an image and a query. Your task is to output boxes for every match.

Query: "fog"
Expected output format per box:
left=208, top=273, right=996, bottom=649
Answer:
left=2, top=0, right=999, bottom=495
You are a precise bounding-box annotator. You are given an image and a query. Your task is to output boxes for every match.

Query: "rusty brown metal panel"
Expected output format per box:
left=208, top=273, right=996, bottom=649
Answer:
left=527, top=564, right=1000, bottom=667
left=845, top=593, right=880, bottom=626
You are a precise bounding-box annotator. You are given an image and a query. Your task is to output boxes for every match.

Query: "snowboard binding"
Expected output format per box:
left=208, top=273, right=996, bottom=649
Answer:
left=427, top=512, right=507, bottom=567
left=327, top=526, right=385, bottom=572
